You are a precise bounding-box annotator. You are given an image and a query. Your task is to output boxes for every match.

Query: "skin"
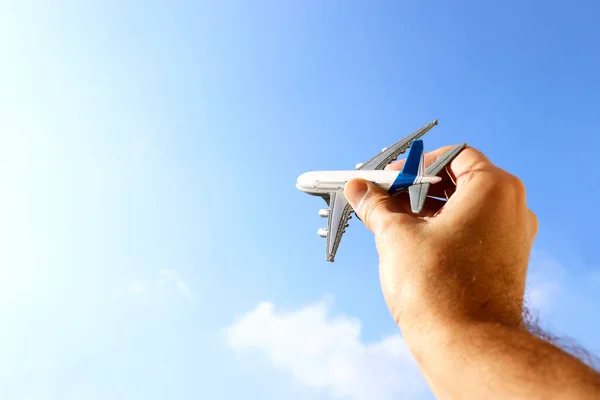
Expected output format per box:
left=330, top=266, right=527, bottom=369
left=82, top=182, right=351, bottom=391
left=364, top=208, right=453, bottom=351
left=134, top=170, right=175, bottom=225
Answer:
left=343, top=145, right=600, bottom=399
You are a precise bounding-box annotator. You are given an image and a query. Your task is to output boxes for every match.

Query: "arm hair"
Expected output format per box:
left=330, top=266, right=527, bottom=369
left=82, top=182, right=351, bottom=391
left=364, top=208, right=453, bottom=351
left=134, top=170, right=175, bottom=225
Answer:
left=522, top=305, right=600, bottom=372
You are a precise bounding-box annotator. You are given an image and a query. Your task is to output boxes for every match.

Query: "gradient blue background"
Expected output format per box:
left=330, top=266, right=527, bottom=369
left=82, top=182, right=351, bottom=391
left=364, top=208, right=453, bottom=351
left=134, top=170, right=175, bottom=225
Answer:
left=1, top=1, right=599, bottom=399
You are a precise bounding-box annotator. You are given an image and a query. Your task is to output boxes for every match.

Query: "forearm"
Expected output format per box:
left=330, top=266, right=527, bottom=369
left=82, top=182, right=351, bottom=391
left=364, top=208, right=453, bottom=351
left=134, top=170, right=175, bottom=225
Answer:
left=409, top=322, right=600, bottom=399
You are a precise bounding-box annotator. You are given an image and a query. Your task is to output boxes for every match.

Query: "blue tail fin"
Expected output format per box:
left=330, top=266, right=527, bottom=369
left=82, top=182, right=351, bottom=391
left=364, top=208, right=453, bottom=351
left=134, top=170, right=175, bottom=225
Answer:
left=401, top=140, right=424, bottom=176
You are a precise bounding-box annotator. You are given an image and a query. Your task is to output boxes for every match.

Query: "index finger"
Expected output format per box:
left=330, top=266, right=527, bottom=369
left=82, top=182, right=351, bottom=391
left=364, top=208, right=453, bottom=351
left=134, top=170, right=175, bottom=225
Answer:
left=386, top=144, right=497, bottom=187
left=385, top=146, right=458, bottom=198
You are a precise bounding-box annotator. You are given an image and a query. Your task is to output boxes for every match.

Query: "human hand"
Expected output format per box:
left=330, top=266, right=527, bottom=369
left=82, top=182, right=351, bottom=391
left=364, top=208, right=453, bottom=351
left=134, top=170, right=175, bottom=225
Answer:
left=343, top=146, right=538, bottom=348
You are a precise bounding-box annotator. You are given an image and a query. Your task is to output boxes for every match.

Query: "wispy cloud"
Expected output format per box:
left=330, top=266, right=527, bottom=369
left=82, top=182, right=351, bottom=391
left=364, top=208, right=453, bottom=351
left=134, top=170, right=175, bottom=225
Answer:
left=524, top=250, right=600, bottom=368
left=524, top=250, right=566, bottom=313
left=131, top=136, right=148, bottom=164
left=126, top=280, right=147, bottom=295
left=158, top=269, right=191, bottom=299
left=225, top=296, right=426, bottom=400
left=124, top=269, right=191, bottom=301
left=522, top=250, right=600, bottom=318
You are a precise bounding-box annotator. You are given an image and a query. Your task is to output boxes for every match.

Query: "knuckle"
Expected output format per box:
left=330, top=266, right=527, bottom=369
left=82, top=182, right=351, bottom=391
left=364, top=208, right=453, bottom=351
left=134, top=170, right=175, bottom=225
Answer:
left=528, top=209, right=539, bottom=236
left=493, top=172, right=526, bottom=202
left=508, top=174, right=526, bottom=195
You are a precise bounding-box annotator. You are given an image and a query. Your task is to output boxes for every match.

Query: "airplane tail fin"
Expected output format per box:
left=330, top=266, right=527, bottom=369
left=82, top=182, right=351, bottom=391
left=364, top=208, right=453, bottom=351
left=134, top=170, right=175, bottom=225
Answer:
left=403, top=140, right=430, bottom=213
left=401, top=139, right=425, bottom=177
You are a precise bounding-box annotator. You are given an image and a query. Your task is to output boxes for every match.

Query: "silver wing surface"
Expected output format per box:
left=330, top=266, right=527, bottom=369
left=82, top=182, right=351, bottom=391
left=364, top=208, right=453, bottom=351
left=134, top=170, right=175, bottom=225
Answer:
left=425, top=142, right=467, bottom=176
left=409, top=183, right=430, bottom=214
left=357, top=119, right=439, bottom=171
left=324, top=191, right=353, bottom=262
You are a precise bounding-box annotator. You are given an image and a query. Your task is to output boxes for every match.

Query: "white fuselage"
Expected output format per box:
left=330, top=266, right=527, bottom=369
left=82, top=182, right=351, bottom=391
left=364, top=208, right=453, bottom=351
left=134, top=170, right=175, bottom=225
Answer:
left=296, top=170, right=441, bottom=196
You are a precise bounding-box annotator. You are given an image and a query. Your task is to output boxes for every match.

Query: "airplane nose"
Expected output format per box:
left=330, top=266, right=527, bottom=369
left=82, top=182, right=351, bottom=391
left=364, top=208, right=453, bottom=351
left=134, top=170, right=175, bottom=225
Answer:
left=296, top=173, right=307, bottom=191
left=296, top=172, right=314, bottom=192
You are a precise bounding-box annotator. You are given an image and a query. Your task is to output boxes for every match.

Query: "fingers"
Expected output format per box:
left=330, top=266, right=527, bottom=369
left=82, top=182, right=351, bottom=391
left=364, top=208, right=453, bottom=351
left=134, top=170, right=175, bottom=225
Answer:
left=388, top=144, right=501, bottom=198
left=386, top=145, right=494, bottom=184
left=441, top=146, right=497, bottom=189
left=386, top=145, right=462, bottom=198
left=346, top=144, right=516, bottom=236
left=344, top=178, right=419, bottom=235
left=434, top=147, right=528, bottom=225
left=528, top=209, right=539, bottom=240
left=387, top=144, right=526, bottom=225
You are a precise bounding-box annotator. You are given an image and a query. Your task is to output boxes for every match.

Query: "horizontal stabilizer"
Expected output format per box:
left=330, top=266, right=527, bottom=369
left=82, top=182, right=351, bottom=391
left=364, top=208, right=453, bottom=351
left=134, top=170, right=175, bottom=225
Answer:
left=409, top=183, right=430, bottom=214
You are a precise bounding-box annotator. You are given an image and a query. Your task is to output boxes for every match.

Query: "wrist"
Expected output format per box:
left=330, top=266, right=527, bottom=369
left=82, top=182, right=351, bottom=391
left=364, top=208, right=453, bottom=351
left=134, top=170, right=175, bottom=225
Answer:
left=400, top=317, right=527, bottom=364
left=401, top=319, right=600, bottom=399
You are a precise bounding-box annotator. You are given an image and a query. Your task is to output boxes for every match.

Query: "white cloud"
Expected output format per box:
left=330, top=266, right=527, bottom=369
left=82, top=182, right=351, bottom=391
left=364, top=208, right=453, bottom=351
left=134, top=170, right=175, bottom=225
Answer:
left=226, top=297, right=426, bottom=400
left=224, top=251, right=597, bottom=400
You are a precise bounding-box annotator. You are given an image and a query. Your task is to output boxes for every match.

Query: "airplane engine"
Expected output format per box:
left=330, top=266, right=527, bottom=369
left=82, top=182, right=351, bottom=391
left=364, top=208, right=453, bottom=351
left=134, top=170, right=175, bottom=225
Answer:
left=355, top=162, right=364, bottom=169
left=317, top=228, right=328, bottom=238
left=318, top=209, right=329, bottom=218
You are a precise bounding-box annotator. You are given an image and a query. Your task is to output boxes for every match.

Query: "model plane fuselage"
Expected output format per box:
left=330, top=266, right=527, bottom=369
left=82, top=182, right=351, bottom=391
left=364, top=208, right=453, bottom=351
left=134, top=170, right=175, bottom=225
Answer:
left=296, top=170, right=441, bottom=196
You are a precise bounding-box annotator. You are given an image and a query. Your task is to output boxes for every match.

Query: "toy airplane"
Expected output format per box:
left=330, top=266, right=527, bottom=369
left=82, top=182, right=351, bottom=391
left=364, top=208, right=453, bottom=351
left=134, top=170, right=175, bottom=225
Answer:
left=296, top=119, right=467, bottom=262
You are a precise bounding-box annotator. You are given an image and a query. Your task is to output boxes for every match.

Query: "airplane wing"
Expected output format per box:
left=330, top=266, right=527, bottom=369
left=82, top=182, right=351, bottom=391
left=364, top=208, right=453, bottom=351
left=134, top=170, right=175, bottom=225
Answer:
left=324, top=191, right=353, bottom=262
left=357, top=119, right=438, bottom=171
left=425, top=142, right=467, bottom=176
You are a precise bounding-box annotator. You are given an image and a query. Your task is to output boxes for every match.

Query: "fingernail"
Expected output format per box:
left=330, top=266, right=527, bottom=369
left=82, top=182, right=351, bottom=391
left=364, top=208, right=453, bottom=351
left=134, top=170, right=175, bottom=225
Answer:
left=345, top=179, right=368, bottom=210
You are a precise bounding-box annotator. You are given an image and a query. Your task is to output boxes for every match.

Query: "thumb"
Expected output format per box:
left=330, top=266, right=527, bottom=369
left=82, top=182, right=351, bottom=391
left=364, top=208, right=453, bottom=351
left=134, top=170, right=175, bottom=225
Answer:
left=344, top=178, right=416, bottom=235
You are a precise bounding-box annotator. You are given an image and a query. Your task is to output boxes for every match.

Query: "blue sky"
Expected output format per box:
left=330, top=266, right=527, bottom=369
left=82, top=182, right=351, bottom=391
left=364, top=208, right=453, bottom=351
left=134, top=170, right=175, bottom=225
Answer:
left=1, top=1, right=599, bottom=399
